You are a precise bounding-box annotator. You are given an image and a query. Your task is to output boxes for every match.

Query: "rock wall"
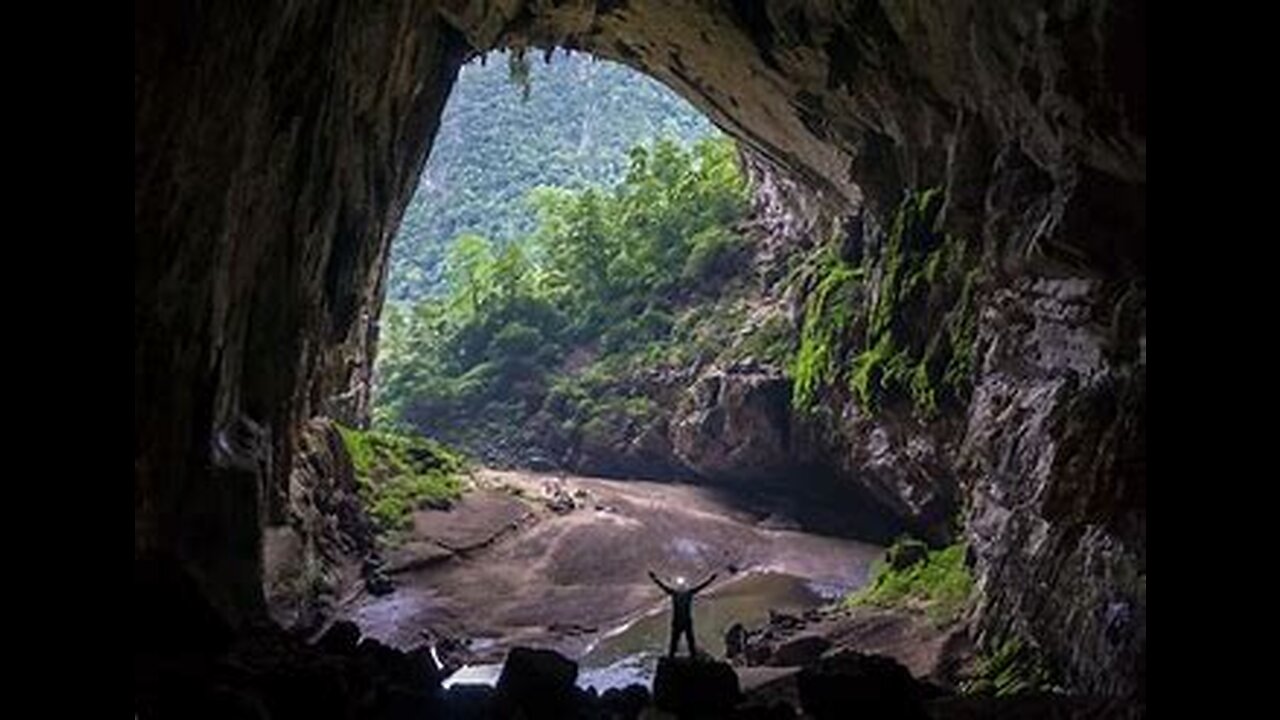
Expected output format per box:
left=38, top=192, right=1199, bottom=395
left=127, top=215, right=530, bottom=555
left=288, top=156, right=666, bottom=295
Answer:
left=262, top=418, right=375, bottom=632
left=961, top=277, right=1145, bottom=697
left=135, top=0, right=466, bottom=626
left=135, top=0, right=1144, bottom=697
left=671, top=360, right=795, bottom=482
left=749, top=143, right=1145, bottom=696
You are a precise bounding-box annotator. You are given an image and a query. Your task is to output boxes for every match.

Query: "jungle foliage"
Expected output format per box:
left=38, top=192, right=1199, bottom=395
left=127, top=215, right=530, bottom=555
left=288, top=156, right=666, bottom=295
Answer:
left=387, top=50, right=717, bottom=301
left=374, top=136, right=752, bottom=460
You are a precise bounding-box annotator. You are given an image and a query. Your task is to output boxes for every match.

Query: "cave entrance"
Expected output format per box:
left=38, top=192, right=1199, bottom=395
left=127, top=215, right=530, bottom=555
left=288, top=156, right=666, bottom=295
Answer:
left=333, top=49, right=890, bottom=690
left=373, top=48, right=753, bottom=477
left=137, top=3, right=1146, bottom=710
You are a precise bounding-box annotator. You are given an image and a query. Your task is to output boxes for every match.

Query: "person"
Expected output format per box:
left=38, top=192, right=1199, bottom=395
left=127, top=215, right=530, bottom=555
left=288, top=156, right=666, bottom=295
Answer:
left=649, top=570, right=717, bottom=658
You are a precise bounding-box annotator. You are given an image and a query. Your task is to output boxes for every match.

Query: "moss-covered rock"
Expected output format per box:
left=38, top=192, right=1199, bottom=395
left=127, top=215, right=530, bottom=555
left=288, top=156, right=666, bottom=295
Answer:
left=785, top=187, right=978, bottom=421
left=962, top=638, right=1055, bottom=697
left=336, top=425, right=468, bottom=536
left=849, top=188, right=979, bottom=418
left=791, top=247, right=863, bottom=413
left=845, top=539, right=973, bottom=626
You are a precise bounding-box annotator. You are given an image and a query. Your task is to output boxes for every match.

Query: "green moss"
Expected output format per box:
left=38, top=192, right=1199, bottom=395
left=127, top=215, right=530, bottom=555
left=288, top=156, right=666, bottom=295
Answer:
left=963, top=639, right=1055, bottom=697
left=791, top=249, right=863, bottom=412
left=784, top=187, right=980, bottom=417
left=848, top=330, right=918, bottom=412
left=733, top=312, right=795, bottom=366
left=844, top=539, right=974, bottom=625
left=909, top=359, right=939, bottom=417
left=847, top=188, right=979, bottom=418
left=339, top=425, right=377, bottom=477
left=336, top=424, right=468, bottom=536
left=941, top=267, right=980, bottom=397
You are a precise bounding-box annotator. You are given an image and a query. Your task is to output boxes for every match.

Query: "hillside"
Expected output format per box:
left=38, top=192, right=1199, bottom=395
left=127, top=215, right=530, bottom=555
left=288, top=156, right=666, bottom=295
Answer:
left=387, top=51, right=718, bottom=301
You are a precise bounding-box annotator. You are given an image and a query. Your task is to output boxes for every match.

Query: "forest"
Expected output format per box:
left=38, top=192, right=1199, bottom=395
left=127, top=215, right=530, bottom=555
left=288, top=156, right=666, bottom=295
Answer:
left=374, top=135, right=754, bottom=467
left=387, top=50, right=716, bottom=301
left=369, top=50, right=772, bottom=471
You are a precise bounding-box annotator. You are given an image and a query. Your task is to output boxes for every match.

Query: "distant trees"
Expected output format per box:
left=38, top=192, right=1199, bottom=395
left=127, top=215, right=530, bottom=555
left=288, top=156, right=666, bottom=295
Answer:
left=385, top=50, right=717, bottom=301
left=373, top=136, right=750, bottom=445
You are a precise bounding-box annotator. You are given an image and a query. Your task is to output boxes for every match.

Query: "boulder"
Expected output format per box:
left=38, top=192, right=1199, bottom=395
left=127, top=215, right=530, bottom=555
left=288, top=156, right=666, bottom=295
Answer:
left=770, top=635, right=831, bottom=667
left=886, top=539, right=930, bottom=570
left=355, top=636, right=441, bottom=690
left=365, top=571, right=395, bottom=596
left=671, top=365, right=793, bottom=482
left=652, top=656, right=741, bottom=717
left=725, top=622, right=749, bottom=661
left=441, top=684, right=495, bottom=720
left=797, top=650, right=927, bottom=720
left=599, top=683, right=650, bottom=720
left=495, top=647, right=579, bottom=718
left=734, top=700, right=798, bottom=720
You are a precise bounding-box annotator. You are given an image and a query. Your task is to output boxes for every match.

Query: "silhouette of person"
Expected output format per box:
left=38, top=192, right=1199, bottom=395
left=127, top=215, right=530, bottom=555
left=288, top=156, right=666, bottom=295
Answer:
left=649, top=570, right=717, bottom=658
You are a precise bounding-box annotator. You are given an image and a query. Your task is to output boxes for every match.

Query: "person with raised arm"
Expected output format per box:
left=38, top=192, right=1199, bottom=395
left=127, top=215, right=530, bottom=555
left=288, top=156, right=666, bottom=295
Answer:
left=649, top=570, right=717, bottom=658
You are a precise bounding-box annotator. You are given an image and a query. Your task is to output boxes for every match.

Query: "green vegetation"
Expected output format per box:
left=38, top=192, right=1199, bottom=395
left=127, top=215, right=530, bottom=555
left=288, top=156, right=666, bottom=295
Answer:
left=849, top=189, right=978, bottom=416
left=374, top=135, right=752, bottom=459
left=787, top=188, right=979, bottom=419
left=506, top=47, right=532, bottom=101
left=336, top=424, right=468, bottom=535
left=379, top=51, right=985, bottom=473
left=962, top=639, right=1055, bottom=697
left=387, top=50, right=718, bottom=301
left=733, top=311, right=796, bottom=367
left=792, top=247, right=862, bottom=412
left=844, top=538, right=974, bottom=625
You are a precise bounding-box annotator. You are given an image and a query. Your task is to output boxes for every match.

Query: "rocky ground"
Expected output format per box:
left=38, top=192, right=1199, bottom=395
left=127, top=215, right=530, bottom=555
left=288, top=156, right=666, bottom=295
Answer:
left=727, top=604, right=974, bottom=688
left=138, top=616, right=1143, bottom=719
left=139, top=468, right=1142, bottom=719
left=343, top=468, right=883, bottom=665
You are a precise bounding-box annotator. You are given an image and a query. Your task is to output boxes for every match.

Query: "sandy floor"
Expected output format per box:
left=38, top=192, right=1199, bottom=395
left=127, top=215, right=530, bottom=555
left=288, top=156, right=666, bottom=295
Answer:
left=344, top=469, right=883, bottom=660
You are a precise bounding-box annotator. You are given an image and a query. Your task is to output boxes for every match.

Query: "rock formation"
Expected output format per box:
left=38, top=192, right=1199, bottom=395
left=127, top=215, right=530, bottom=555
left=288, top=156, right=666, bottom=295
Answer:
left=136, top=0, right=1144, bottom=702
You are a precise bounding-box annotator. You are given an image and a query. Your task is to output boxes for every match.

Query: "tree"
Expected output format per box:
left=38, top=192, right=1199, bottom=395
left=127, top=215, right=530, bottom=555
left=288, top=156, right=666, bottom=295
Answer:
left=445, top=234, right=496, bottom=317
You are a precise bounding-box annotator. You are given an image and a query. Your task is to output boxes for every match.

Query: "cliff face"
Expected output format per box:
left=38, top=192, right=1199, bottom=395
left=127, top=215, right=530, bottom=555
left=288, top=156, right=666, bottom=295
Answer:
left=961, top=276, right=1145, bottom=697
left=135, top=0, right=1144, bottom=698
left=135, top=0, right=467, bottom=626
left=262, top=418, right=376, bottom=632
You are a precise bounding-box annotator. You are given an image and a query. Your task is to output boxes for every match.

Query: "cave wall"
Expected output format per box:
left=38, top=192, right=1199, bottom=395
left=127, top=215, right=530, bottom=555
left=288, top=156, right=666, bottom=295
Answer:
left=961, top=274, right=1145, bottom=697
left=135, top=0, right=1144, bottom=696
left=135, top=0, right=466, bottom=625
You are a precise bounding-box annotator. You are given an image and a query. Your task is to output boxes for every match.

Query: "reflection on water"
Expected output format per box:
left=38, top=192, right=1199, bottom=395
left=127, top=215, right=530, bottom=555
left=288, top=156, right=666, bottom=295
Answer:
left=441, top=663, right=503, bottom=689
left=578, top=652, right=656, bottom=692
left=585, top=571, right=825, bottom=664
left=441, top=571, right=842, bottom=692
left=577, top=571, right=829, bottom=690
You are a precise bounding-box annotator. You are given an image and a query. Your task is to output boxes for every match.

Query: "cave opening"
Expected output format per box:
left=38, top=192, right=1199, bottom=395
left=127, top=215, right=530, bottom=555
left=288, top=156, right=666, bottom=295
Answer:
left=137, top=3, right=1144, bottom=716
left=328, top=47, right=910, bottom=692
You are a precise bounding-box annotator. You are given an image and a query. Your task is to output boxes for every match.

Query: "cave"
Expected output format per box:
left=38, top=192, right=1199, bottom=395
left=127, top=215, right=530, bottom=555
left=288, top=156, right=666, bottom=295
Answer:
left=135, top=1, right=1145, bottom=717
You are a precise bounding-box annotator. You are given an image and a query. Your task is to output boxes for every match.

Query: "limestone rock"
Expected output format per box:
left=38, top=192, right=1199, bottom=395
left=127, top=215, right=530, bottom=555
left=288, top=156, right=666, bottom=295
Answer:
left=495, top=646, right=579, bottom=718
left=797, top=650, right=928, bottom=720
left=136, top=0, right=1144, bottom=702
left=959, top=278, right=1145, bottom=699
left=652, top=656, right=742, bottom=717
left=771, top=635, right=832, bottom=668
left=672, top=362, right=793, bottom=481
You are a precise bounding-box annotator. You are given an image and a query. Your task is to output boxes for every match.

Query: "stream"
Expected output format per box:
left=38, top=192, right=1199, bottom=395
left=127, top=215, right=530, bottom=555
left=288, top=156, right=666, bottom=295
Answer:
left=347, top=470, right=884, bottom=691
left=438, top=570, right=862, bottom=691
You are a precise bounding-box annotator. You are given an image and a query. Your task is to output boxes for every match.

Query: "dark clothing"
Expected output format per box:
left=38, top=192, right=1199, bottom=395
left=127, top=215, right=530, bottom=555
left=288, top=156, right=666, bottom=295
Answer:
left=670, top=614, right=697, bottom=657
left=670, top=589, right=696, bottom=625
left=650, top=572, right=716, bottom=658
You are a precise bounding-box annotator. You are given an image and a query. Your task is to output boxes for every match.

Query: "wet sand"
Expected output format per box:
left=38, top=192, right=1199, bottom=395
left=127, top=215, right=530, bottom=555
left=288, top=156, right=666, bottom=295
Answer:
left=344, top=469, right=883, bottom=663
